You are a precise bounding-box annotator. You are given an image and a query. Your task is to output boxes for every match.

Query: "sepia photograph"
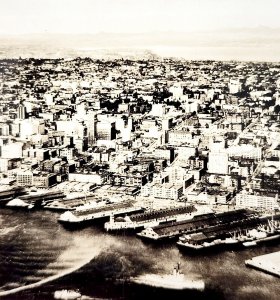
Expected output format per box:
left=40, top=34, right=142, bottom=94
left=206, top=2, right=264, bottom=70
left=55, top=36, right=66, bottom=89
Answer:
left=0, top=0, right=279, bottom=299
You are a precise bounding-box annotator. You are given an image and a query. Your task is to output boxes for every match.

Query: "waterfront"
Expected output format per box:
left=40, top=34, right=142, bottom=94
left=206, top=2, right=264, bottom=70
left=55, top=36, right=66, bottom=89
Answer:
left=0, top=209, right=279, bottom=300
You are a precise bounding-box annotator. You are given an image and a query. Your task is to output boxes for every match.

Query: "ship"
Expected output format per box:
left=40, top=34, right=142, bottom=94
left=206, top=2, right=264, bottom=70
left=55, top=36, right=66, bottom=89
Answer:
left=54, top=289, right=81, bottom=300
left=58, top=201, right=144, bottom=229
left=177, top=217, right=280, bottom=252
left=129, top=262, right=205, bottom=291
left=242, top=220, right=280, bottom=247
left=177, top=232, right=223, bottom=252
left=176, top=216, right=276, bottom=253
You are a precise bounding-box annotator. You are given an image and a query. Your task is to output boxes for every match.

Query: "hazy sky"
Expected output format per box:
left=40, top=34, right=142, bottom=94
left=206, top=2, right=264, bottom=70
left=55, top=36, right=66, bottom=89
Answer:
left=1, top=0, right=279, bottom=35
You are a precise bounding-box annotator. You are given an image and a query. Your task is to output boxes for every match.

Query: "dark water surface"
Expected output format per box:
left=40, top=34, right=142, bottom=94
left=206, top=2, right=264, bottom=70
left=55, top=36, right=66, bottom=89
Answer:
left=0, top=209, right=279, bottom=300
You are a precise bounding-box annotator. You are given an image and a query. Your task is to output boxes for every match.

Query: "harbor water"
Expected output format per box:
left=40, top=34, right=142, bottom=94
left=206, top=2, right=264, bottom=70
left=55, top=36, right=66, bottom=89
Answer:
left=0, top=209, right=279, bottom=300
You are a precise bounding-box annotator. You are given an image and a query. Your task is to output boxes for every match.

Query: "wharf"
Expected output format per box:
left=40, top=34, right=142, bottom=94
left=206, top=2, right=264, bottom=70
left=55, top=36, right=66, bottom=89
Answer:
left=245, top=251, right=280, bottom=277
left=58, top=201, right=144, bottom=228
left=43, top=195, right=97, bottom=211
left=6, top=191, right=66, bottom=210
left=137, top=209, right=258, bottom=241
left=104, top=205, right=197, bottom=232
left=0, top=187, right=26, bottom=206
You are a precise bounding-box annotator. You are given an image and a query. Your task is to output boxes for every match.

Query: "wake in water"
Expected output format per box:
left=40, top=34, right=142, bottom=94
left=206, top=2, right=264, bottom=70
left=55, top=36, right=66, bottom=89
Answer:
left=0, top=227, right=154, bottom=297
left=0, top=225, right=20, bottom=236
left=0, top=230, right=108, bottom=296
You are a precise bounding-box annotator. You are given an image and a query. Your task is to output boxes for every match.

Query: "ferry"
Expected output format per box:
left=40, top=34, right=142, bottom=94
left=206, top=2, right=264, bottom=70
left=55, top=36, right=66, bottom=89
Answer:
left=130, top=262, right=205, bottom=291
left=54, top=289, right=81, bottom=299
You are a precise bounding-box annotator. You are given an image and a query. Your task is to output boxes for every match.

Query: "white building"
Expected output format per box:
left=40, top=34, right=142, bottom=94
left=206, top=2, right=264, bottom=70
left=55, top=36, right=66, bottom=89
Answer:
left=20, top=119, right=45, bottom=139
left=142, top=183, right=183, bottom=200
left=17, top=170, right=33, bottom=186
left=169, top=84, right=184, bottom=100
left=236, top=191, right=279, bottom=211
left=150, top=104, right=167, bottom=117
left=229, top=79, right=242, bottom=94
left=56, top=120, right=85, bottom=137
left=60, top=147, right=74, bottom=161
left=208, top=139, right=228, bottom=174
left=68, top=173, right=105, bottom=185
left=0, top=158, right=8, bottom=172
left=208, top=151, right=228, bottom=174
left=228, top=145, right=262, bottom=160
left=0, top=142, right=23, bottom=159
left=168, top=130, right=193, bottom=145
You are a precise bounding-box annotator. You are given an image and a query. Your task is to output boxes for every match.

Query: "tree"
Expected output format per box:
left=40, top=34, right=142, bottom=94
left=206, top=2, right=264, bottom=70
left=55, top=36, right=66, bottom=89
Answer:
left=274, top=105, right=280, bottom=114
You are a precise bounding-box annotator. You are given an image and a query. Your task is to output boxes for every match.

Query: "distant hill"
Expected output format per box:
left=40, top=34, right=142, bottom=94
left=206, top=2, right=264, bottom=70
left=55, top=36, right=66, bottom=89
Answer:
left=0, top=28, right=279, bottom=61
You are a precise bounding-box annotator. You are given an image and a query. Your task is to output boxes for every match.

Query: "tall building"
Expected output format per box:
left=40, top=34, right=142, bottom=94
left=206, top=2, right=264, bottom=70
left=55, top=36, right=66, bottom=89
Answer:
left=0, top=142, right=23, bottom=159
left=150, top=104, right=167, bottom=117
left=0, top=123, right=10, bottom=136
left=208, top=151, right=229, bottom=174
left=17, top=105, right=26, bottom=120
left=169, top=84, right=183, bottom=100
left=20, top=119, right=45, bottom=139
left=228, top=79, right=242, bottom=94
left=96, top=121, right=116, bottom=141
left=116, top=117, right=133, bottom=142
left=86, top=113, right=96, bottom=145
left=208, top=138, right=228, bottom=174
left=162, top=117, right=172, bottom=131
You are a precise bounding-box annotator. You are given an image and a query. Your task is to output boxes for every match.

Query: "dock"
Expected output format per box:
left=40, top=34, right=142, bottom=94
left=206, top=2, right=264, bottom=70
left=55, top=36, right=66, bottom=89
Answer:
left=58, top=201, right=144, bottom=228
left=137, top=209, right=259, bottom=241
left=104, top=205, right=197, bottom=232
left=245, top=251, right=280, bottom=277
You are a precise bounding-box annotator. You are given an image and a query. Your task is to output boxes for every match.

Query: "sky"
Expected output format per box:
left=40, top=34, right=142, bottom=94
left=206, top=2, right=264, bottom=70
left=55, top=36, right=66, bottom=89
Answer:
left=1, top=0, right=280, bottom=35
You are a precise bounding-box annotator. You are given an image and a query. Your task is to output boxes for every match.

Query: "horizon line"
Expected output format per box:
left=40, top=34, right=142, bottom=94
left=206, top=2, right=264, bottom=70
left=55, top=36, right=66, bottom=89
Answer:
left=1, top=26, right=280, bottom=37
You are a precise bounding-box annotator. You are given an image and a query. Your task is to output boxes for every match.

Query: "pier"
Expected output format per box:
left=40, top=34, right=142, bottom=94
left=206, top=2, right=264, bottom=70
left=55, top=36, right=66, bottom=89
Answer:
left=245, top=251, right=280, bottom=277
left=58, top=201, right=144, bottom=228
left=104, top=205, right=197, bottom=232
left=137, top=209, right=259, bottom=241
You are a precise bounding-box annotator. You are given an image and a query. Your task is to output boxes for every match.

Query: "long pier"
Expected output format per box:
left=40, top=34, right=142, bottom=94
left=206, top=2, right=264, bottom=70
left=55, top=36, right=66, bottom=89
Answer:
left=137, top=209, right=259, bottom=241
left=58, top=201, right=144, bottom=228
left=104, top=205, right=197, bottom=232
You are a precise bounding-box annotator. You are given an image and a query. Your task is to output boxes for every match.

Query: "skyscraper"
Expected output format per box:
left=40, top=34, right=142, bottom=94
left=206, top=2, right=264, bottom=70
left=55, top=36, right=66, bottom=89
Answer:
left=17, top=104, right=26, bottom=120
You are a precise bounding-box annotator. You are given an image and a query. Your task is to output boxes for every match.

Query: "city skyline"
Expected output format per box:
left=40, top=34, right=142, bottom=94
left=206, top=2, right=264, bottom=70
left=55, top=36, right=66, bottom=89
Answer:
left=0, top=3, right=280, bottom=295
